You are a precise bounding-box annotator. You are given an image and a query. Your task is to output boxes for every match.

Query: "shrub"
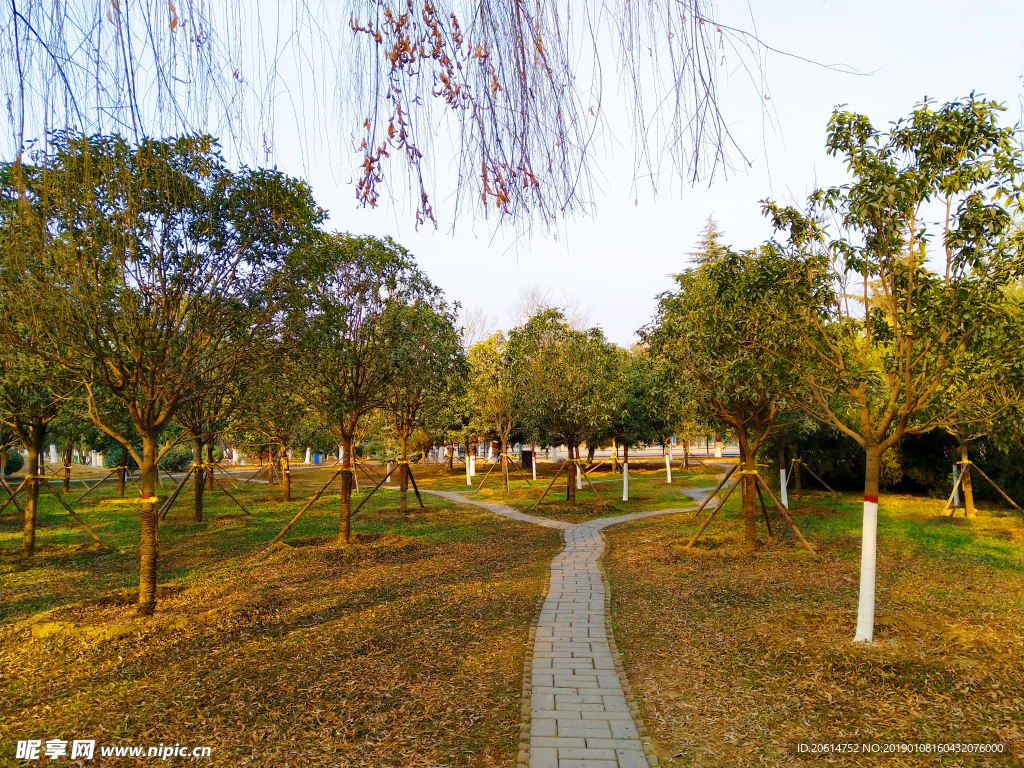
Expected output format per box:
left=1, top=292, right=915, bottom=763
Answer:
left=4, top=449, right=25, bottom=474
left=159, top=444, right=194, bottom=473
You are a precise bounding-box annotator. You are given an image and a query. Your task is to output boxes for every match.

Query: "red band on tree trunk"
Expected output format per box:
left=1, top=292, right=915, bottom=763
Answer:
left=864, top=495, right=878, bottom=504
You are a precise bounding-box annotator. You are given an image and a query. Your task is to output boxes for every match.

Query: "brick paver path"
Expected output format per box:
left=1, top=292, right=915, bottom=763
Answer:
left=425, top=486, right=723, bottom=768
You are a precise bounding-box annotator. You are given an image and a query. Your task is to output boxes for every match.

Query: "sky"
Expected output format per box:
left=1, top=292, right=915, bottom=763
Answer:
left=265, top=1, right=1024, bottom=346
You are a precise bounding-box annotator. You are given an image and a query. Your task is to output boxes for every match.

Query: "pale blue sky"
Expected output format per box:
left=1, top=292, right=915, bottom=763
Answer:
left=263, top=1, right=1024, bottom=344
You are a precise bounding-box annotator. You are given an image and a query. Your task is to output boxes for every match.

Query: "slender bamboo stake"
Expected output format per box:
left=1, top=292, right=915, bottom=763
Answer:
left=577, top=462, right=610, bottom=511
left=505, top=454, right=533, bottom=486
left=0, top=476, right=27, bottom=515
left=160, top=466, right=197, bottom=520
left=943, top=467, right=965, bottom=513
left=39, top=479, right=109, bottom=548
left=755, top=474, right=816, bottom=554
left=244, top=463, right=270, bottom=484
left=691, top=465, right=737, bottom=518
left=406, top=465, right=426, bottom=509
left=267, top=466, right=347, bottom=547
left=756, top=483, right=774, bottom=537
left=210, top=461, right=240, bottom=489
left=794, top=459, right=836, bottom=494
left=352, top=463, right=402, bottom=515
left=529, top=461, right=567, bottom=511
left=73, top=469, right=118, bottom=503
left=970, top=463, right=1023, bottom=514
left=473, top=456, right=500, bottom=494
left=207, top=471, right=254, bottom=516
left=684, top=479, right=741, bottom=548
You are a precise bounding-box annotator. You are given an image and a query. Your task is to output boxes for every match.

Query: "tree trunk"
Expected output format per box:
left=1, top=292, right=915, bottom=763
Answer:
left=137, top=432, right=160, bottom=615
left=22, top=421, right=46, bottom=557
left=566, top=441, right=576, bottom=503
left=959, top=438, right=975, bottom=518
left=611, top=439, right=619, bottom=472
left=738, top=436, right=757, bottom=553
left=62, top=439, right=74, bottom=493
left=501, top=434, right=509, bottom=493
left=206, top=443, right=215, bottom=490
left=778, top=443, right=789, bottom=509
left=446, top=444, right=455, bottom=470
left=683, top=441, right=689, bottom=470
left=575, top=444, right=583, bottom=490
left=622, top=444, right=630, bottom=502
left=339, top=433, right=354, bottom=544
left=789, top=443, right=802, bottom=499
left=281, top=443, right=291, bottom=502
left=193, top=436, right=205, bottom=522
left=664, top=442, right=672, bottom=484
left=117, top=444, right=127, bottom=499
left=854, top=443, right=883, bottom=643
left=586, top=445, right=596, bottom=467
left=400, top=432, right=409, bottom=509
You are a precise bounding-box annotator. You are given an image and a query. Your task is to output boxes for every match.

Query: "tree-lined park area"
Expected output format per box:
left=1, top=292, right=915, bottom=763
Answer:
left=2, top=2, right=1023, bottom=767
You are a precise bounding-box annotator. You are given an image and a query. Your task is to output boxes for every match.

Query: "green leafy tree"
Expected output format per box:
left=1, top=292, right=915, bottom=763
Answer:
left=761, top=95, right=1024, bottom=642
left=384, top=299, right=465, bottom=507
left=646, top=246, right=802, bottom=551
left=467, top=333, right=522, bottom=493
left=2, top=133, right=322, bottom=613
left=286, top=233, right=437, bottom=540
left=509, top=310, right=618, bottom=502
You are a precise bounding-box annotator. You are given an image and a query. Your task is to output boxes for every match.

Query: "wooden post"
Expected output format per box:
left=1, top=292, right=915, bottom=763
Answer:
left=406, top=464, right=426, bottom=509
left=691, top=465, right=738, bottom=518
left=530, top=461, right=566, bottom=511
left=755, top=474, right=816, bottom=554
left=473, top=456, right=500, bottom=494
left=942, top=467, right=966, bottom=513
left=160, top=466, right=197, bottom=520
left=207, top=471, right=254, bottom=516
left=39, top=479, right=110, bottom=548
left=756, top=483, right=774, bottom=538
left=970, top=462, right=1023, bottom=514
left=352, top=463, right=403, bottom=515
left=267, top=466, right=348, bottom=547
left=577, top=462, right=610, bottom=511
left=685, top=479, right=742, bottom=549
left=0, top=476, right=27, bottom=515
left=73, top=469, right=118, bottom=503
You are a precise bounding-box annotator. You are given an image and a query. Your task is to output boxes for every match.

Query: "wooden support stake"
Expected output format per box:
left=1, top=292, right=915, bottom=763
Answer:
left=943, top=467, right=965, bottom=513
left=577, top=462, right=610, bottom=511
left=473, top=457, right=500, bottom=494
left=267, top=466, right=347, bottom=547
left=756, top=483, right=774, bottom=538
left=208, top=471, right=253, bottom=516
left=244, top=463, right=270, bottom=484
left=352, top=463, right=402, bottom=516
left=685, top=479, right=741, bottom=549
left=796, top=460, right=836, bottom=494
left=0, top=476, right=27, bottom=515
left=73, top=469, right=118, bottom=503
left=160, top=466, right=197, bottom=520
left=755, top=474, right=816, bottom=554
left=691, top=465, right=737, bottom=518
left=39, top=479, right=110, bottom=548
left=407, top=465, right=426, bottom=509
left=970, top=463, right=1024, bottom=514
left=529, top=462, right=566, bottom=511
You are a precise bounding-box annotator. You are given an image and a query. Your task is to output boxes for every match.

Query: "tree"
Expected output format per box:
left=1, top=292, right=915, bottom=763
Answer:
left=509, top=310, right=618, bottom=502
left=467, top=333, right=522, bottom=493
left=287, top=233, right=437, bottom=541
left=2, top=133, right=322, bottom=613
left=384, top=298, right=465, bottom=508
left=606, top=349, right=663, bottom=501
left=647, top=247, right=802, bottom=550
left=761, top=95, right=1024, bottom=642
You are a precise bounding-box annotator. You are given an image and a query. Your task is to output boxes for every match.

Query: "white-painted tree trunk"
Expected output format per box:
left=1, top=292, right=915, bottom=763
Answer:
left=622, top=462, right=629, bottom=501
left=470, top=454, right=476, bottom=476
left=49, top=444, right=58, bottom=464
left=854, top=498, right=879, bottom=642
left=304, top=447, right=311, bottom=464
left=665, top=444, right=673, bottom=484
left=386, top=461, right=393, bottom=484
left=338, top=444, right=343, bottom=462
left=531, top=445, right=537, bottom=481
left=952, top=464, right=961, bottom=507
left=714, top=441, right=723, bottom=458
left=465, top=454, right=471, bottom=485
left=780, top=468, right=789, bottom=509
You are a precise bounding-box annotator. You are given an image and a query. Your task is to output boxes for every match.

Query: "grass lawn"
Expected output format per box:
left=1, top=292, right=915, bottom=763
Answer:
left=1, top=469, right=562, bottom=767
left=602, top=490, right=1024, bottom=767
left=417, top=460, right=711, bottom=523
